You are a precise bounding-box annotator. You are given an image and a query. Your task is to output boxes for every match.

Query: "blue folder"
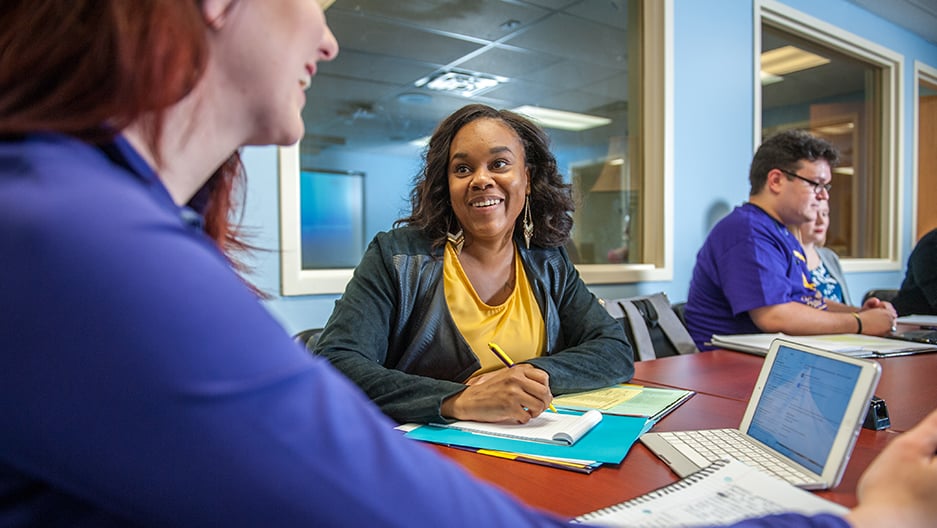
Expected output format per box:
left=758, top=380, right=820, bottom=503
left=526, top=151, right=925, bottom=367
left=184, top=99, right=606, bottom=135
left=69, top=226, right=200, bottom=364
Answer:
left=405, top=412, right=651, bottom=464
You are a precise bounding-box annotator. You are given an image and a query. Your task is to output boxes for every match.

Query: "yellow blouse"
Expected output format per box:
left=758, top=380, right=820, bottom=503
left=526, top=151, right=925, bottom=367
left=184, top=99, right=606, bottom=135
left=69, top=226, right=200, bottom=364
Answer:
left=443, top=243, right=546, bottom=378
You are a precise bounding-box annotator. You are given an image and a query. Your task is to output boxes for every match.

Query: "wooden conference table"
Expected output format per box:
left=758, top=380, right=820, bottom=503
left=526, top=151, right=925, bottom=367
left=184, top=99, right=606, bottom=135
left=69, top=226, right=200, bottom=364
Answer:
left=433, top=349, right=937, bottom=519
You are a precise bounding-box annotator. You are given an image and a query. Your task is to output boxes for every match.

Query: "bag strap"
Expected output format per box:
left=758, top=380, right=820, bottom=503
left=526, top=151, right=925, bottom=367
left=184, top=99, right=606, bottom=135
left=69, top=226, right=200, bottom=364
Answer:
left=617, top=300, right=657, bottom=361
left=645, top=293, right=698, bottom=355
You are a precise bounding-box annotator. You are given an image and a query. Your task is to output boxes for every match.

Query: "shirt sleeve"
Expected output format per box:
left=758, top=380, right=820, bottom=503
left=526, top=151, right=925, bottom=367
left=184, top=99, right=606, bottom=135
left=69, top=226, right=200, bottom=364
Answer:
left=313, top=234, right=470, bottom=424
left=1, top=182, right=566, bottom=527
left=524, top=247, right=635, bottom=393
left=727, top=513, right=850, bottom=528
left=909, top=233, right=937, bottom=311
left=718, top=224, right=801, bottom=316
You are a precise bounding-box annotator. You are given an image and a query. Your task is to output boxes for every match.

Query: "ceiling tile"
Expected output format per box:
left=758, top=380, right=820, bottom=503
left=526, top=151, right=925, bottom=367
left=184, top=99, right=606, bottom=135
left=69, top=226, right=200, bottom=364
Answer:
left=455, top=46, right=562, bottom=78
left=326, top=9, right=482, bottom=65
left=564, top=0, right=630, bottom=30
left=505, top=12, right=628, bottom=69
left=318, top=49, right=438, bottom=87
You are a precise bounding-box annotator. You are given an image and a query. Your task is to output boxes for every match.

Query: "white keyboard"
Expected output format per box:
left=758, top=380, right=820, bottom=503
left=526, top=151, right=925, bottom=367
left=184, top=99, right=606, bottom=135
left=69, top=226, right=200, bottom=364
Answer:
left=656, top=429, right=818, bottom=486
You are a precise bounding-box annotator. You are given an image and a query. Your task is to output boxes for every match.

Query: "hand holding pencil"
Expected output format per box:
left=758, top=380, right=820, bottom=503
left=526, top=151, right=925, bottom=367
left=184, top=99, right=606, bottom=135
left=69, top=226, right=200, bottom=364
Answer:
left=488, top=343, right=557, bottom=413
left=439, top=343, right=555, bottom=423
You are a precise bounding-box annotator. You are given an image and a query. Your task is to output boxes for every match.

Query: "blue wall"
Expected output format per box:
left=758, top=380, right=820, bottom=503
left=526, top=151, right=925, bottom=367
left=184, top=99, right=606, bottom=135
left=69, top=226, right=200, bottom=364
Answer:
left=241, top=0, right=937, bottom=335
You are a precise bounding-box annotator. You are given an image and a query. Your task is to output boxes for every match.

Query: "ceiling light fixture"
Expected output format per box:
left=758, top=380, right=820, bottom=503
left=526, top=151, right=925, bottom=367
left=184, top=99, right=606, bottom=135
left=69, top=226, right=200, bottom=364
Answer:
left=761, top=45, right=830, bottom=76
left=813, top=122, right=855, bottom=136
left=414, top=71, right=506, bottom=98
left=409, top=136, right=431, bottom=148
left=511, top=105, right=612, bottom=131
left=760, top=70, right=784, bottom=86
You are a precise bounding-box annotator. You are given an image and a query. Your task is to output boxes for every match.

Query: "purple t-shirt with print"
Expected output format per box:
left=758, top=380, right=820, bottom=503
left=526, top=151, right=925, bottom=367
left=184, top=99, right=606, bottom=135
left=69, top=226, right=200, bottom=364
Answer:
left=686, top=203, right=824, bottom=349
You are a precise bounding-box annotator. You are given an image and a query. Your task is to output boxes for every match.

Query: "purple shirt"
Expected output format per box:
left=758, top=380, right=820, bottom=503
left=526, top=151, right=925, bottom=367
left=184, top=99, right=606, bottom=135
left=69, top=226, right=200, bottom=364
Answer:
left=686, top=203, right=824, bottom=349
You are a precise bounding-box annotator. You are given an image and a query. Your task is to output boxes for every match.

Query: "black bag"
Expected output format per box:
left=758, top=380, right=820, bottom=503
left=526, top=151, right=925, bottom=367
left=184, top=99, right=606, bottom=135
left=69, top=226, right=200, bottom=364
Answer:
left=602, top=292, right=698, bottom=361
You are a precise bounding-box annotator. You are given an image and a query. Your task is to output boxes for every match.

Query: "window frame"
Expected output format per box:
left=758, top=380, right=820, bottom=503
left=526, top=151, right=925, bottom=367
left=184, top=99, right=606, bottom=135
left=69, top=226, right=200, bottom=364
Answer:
left=279, top=0, right=674, bottom=295
left=756, top=0, right=904, bottom=273
left=279, top=144, right=359, bottom=295
left=576, top=0, right=674, bottom=284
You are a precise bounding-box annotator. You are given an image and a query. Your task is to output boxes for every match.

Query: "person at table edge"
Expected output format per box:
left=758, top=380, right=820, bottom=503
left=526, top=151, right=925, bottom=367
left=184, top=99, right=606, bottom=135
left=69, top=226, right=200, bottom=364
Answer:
left=685, top=130, right=896, bottom=350
left=314, top=103, right=635, bottom=425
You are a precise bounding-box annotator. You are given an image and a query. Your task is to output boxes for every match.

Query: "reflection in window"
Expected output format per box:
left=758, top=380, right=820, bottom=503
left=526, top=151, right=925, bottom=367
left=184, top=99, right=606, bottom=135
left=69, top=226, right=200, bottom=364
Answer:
left=300, top=170, right=364, bottom=269
left=759, top=11, right=899, bottom=261
left=294, top=0, right=667, bottom=288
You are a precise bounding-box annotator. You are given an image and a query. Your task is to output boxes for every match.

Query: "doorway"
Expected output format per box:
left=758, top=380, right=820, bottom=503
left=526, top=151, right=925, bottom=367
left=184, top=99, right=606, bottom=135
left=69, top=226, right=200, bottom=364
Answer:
left=916, top=64, right=937, bottom=241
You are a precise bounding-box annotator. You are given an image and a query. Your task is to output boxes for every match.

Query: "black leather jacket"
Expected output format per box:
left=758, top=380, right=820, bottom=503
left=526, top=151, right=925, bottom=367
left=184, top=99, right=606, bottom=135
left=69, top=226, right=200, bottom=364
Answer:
left=314, top=226, right=634, bottom=423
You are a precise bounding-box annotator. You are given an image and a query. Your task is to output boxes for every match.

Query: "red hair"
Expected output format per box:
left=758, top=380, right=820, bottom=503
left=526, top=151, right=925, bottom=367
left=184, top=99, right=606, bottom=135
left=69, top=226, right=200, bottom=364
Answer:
left=0, top=0, right=259, bottom=293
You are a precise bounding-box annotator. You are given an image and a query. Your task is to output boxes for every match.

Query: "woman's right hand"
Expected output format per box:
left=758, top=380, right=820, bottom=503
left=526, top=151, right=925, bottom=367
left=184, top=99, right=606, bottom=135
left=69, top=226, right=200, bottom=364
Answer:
left=856, top=307, right=896, bottom=336
left=441, top=364, right=554, bottom=423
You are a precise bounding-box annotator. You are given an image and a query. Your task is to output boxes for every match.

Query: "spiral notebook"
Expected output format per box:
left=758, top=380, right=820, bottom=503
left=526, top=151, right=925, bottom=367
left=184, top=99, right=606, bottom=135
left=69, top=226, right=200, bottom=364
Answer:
left=436, top=409, right=603, bottom=446
left=572, top=458, right=847, bottom=527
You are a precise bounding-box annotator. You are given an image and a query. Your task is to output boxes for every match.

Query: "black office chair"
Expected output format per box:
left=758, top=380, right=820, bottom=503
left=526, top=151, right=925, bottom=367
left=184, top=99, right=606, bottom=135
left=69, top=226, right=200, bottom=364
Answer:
left=293, top=328, right=324, bottom=351
left=671, top=301, right=689, bottom=330
left=862, top=289, right=899, bottom=305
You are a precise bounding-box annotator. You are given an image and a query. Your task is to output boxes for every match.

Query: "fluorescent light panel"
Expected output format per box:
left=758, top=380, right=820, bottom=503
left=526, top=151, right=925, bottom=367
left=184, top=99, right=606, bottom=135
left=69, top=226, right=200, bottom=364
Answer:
left=761, top=45, right=830, bottom=76
left=760, top=70, right=784, bottom=86
left=511, top=105, right=611, bottom=131
left=813, top=122, right=855, bottom=136
left=409, top=136, right=430, bottom=148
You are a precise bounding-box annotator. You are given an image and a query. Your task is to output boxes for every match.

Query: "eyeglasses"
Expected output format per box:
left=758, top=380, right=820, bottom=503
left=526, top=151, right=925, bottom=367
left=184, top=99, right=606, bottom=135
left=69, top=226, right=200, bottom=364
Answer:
left=778, top=168, right=832, bottom=195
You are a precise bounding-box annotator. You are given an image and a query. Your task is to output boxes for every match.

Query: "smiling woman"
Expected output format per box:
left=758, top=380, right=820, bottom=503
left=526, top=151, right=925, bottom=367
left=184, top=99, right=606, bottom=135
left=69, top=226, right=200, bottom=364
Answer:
left=447, top=118, right=530, bottom=255
left=313, top=104, right=635, bottom=425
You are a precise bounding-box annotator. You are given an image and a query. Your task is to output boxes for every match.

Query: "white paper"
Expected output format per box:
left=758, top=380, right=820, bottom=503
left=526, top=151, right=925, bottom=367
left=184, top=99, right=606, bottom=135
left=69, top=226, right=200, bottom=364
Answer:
left=574, top=458, right=847, bottom=527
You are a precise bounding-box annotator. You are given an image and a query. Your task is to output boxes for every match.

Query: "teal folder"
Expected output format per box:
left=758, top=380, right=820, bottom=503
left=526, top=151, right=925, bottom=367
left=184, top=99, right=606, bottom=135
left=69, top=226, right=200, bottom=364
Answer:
left=405, top=412, right=650, bottom=464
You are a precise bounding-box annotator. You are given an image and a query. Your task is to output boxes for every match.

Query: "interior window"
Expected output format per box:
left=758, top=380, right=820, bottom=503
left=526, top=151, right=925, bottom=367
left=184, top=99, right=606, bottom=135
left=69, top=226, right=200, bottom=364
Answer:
left=282, top=0, right=669, bottom=295
left=759, top=9, right=900, bottom=263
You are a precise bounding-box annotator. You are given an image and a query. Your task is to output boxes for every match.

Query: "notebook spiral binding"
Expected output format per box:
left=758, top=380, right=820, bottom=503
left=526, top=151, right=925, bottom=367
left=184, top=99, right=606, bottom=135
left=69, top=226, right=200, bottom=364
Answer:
left=573, top=460, right=729, bottom=522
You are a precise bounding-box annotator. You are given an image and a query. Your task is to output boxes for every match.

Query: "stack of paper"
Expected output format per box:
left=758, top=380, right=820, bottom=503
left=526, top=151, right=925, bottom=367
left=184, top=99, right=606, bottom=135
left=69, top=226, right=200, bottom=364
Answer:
left=896, top=314, right=937, bottom=327
left=553, top=384, right=694, bottom=421
left=404, top=409, right=650, bottom=471
left=402, top=384, right=694, bottom=473
left=710, top=332, right=937, bottom=358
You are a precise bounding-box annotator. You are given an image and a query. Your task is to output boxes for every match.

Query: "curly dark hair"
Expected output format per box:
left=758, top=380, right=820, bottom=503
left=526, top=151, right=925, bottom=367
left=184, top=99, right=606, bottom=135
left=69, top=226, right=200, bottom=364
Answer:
left=396, top=104, right=574, bottom=249
left=749, top=129, right=839, bottom=195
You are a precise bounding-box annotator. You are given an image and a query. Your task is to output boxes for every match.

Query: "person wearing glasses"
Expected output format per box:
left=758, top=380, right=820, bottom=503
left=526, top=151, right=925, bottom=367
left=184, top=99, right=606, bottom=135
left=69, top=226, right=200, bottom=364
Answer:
left=684, top=130, right=896, bottom=350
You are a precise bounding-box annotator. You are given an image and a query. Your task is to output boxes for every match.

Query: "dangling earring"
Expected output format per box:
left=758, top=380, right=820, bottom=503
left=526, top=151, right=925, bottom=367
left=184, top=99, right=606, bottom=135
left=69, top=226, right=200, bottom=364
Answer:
left=522, top=195, right=534, bottom=249
left=447, top=228, right=464, bottom=255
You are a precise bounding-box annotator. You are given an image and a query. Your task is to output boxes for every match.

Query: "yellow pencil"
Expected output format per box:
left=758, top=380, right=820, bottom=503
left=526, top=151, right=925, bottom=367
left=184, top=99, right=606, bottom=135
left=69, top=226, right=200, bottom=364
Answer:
left=487, top=342, right=558, bottom=413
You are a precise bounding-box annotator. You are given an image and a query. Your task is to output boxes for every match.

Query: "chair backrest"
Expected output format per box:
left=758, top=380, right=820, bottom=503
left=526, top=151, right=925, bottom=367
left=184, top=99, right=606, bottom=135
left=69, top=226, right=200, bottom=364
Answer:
left=293, top=328, right=324, bottom=351
left=601, top=292, right=698, bottom=361
left=862, top=289, right=899, bottom=305
left=671, top=301, right=688, bottom=329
